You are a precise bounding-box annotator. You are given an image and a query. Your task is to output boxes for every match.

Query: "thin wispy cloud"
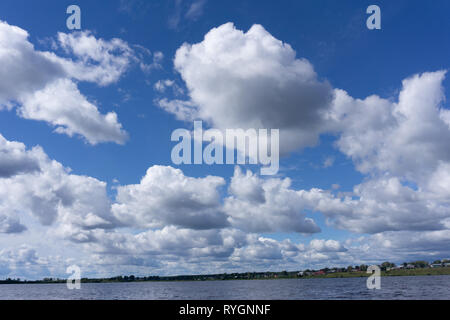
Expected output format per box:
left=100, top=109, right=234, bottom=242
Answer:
left=168, top=0, right=207, bottom=29
left=185, top=0, right=207, bottom=21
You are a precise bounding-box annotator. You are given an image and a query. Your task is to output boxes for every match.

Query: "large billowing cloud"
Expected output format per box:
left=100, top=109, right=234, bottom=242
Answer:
left=0, top=134, right=116, bottom=238
left=316, top=71, right=450, bottom=234
left=314, top=176, right=450, bottom=234
left=158, top=22, right=334, bottom=153
left=0, top=134, right=41, bottom=178
left=18, top=79, right=127, bottom=145
left=0, top=20, right=132, bottom=144
left=224, top=167, right=321, bottom=234
left=0, top=215, right=27, bottom=234
left=0, top=22, right=63, bottom=107
left=309, top=239, right=346, bottom=253
left=329, top=71, right=450, bottom=183
left=112, top=166, right=228, bottom=230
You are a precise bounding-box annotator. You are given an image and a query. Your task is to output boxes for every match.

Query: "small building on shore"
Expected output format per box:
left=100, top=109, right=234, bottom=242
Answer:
left=431, top=263, right=442, bottom=268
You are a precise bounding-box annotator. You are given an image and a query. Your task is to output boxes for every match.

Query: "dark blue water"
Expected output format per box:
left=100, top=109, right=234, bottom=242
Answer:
left=0, top=275, right=449, bottom=300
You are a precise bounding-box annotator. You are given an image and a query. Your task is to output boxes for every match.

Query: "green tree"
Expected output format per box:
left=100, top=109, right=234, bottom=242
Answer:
left=380, top=262, right=395, bottom=270
left=412, top=261, right=428, bottom=268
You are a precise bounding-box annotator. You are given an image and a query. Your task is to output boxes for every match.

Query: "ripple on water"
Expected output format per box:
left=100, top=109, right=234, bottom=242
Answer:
left=1, top=275, right=449, bottom=300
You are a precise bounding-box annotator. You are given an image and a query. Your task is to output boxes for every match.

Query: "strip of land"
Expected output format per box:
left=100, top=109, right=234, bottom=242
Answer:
left=1, top=266, right=450, bottom=284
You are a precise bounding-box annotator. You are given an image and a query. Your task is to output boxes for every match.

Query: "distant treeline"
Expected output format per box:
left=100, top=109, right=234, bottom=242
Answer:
left=0, top=272, right=299, bottom=284
left=1, top=259, right=450, bottom=284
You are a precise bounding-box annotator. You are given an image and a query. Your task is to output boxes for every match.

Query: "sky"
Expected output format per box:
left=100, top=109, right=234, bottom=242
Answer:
left=0, top=0, right=449, bottom=280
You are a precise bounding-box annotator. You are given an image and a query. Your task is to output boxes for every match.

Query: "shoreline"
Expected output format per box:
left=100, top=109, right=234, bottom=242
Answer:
left=1, top=267, right=450, bottom=285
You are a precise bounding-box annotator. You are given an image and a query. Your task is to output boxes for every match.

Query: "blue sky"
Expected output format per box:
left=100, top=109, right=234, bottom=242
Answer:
left=0, top=0, right=449, bottom=279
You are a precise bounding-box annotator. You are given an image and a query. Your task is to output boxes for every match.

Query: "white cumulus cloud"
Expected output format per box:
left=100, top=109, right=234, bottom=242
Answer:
left=0, top=20, right=139, bottom=144
left=160, top=22, right=334, bottom=154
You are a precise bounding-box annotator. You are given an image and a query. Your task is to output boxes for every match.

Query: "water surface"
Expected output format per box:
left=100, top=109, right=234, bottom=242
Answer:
left=1, top=275, right=449, bottom=300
